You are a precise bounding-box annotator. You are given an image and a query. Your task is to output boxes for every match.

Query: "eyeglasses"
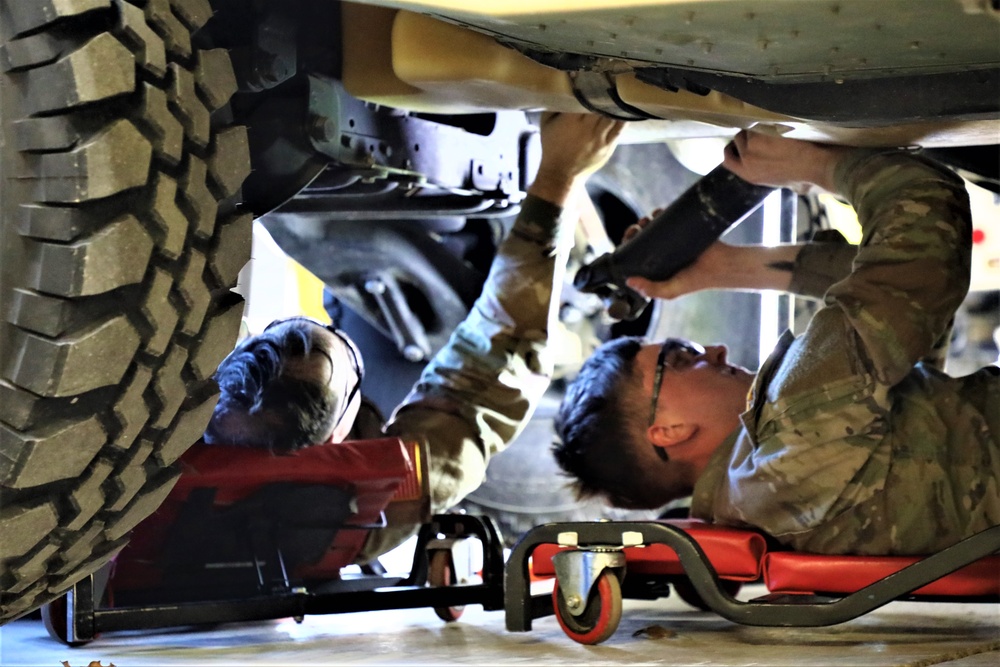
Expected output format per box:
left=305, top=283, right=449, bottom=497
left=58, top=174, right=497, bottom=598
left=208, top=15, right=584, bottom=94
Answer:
left=265, top=316, right=365, bottom=421
left=648, top=338, right=705, bottom=462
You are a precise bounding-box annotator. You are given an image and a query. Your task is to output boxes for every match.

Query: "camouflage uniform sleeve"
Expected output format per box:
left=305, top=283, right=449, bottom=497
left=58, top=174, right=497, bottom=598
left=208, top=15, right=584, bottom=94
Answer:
left=705, top=150, right=974, bottom=549
left=788, top=231, right=856, bottom=300
left=358, top=195, right=573, bottom=559
left=826, top=150, right=972, bottom=386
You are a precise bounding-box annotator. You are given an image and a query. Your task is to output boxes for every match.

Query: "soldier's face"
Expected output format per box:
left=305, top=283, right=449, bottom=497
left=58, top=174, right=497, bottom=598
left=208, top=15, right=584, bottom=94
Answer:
left=304, top=326, right=364, bottom=444
left=265, top=318, right=365, bottom=444
left=637, top=339, right=753, bottom=438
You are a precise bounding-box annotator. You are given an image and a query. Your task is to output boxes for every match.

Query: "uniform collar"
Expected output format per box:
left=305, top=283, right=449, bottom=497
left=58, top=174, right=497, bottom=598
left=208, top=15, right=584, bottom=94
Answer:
left=690, top=428, right=740, bottom=520
left=739, top=329, right=796, bottom=437
left=690, top=330, right=796, bottom=521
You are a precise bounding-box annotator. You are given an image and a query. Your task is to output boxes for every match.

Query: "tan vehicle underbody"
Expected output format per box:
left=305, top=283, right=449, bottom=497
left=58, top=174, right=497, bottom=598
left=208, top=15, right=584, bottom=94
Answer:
left=342, top=0, right=1000, bottom=147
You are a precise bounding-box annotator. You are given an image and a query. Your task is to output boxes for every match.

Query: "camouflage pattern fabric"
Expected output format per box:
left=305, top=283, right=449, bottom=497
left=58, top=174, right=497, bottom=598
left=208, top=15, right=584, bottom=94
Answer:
left=359, top=195, right=574, bottom=560
left=692, top=151, right=1000, bottom=556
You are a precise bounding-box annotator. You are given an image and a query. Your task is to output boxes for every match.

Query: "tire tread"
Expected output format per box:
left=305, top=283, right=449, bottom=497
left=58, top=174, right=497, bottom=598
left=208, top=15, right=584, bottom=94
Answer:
left=0, top=0, right=248, bottom=623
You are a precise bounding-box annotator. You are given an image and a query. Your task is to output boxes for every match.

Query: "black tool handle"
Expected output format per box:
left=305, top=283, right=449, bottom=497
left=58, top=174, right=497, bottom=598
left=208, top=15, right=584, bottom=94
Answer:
left=574, top=166, right=774, bottom=320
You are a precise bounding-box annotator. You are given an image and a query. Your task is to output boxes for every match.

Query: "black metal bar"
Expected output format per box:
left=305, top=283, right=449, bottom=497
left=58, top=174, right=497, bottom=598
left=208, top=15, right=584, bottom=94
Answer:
left=89, top=581, right=502, bottom=635
left=92, top=595, right=308, bottom=633
left=304, top=583, right=502, bottom=615
left=636, top=66, right=1000, bottom=125
left=274, top=192, right=514, bottom=220
left=68, top=575, right=96, bottom=643
left=83, top=514, right=507, bottom=637
left=504, top=521, right=1000, bottom=632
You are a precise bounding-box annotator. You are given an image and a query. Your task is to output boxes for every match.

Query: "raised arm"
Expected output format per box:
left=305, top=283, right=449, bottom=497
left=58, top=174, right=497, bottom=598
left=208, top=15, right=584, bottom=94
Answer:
left=624, top=232, right=860, bottom=299
left=823, top=148, right=971, bottom=384
left=355, top=115, right=623, bottom=560
left=386, top=114, right=623, bottom=510
left=622, top=132, right=857, bottom=302
left=722, top=130, right=971, bottom=386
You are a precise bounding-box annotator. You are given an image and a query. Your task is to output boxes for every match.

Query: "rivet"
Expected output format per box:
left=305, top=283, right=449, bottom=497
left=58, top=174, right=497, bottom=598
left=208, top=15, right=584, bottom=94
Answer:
left=685, top=11, right=695, bottom=25
left=758, top=39, right=771, bottom=51
left=910, top=41, right=921, bottom=49
left=858, top=57, right=868, bottom=65
left=831, top=3, right=841, bottom=14
left=702, top=41, right=714, bottom=54
left=687, top=58, right=695, bottom=65
left=830, top=46, right=840, bottom=54
left=609, top=32, right=618, bottom=39
left=790, top=29, right=800, bottom=38
left=655, top=47, right=664, bottom=55
left=745, top=11, right=756, bottom=20
left=538, top=23, right=547, bottom=31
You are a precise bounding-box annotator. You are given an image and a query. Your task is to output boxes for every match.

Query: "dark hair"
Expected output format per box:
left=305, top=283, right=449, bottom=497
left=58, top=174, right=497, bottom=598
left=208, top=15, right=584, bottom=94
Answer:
left=204, top=321, right=338, bottom=452
left=554, top=336, right=686, bottom=509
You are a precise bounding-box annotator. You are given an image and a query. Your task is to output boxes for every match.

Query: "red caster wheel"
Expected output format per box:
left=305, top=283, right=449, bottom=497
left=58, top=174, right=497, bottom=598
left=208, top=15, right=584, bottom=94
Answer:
left=552, top=570, right=622, bottom=645
left=428, top=550, right=465, bottom=622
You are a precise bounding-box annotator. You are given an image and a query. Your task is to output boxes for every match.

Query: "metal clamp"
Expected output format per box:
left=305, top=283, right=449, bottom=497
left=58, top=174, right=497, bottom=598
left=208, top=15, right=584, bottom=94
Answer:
left=569, top=70, right=657, bottom=121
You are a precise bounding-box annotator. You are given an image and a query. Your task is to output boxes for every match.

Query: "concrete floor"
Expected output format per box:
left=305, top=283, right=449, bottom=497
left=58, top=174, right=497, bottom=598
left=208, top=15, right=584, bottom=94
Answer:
left=2, top=582, right=997, bottom=667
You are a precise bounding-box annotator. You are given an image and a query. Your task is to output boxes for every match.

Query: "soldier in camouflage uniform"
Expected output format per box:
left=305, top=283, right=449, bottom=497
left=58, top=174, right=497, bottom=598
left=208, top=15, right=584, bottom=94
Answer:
left=203, top=113, right=625, bottom=561
left=554, top=130, right=1000, bottom=556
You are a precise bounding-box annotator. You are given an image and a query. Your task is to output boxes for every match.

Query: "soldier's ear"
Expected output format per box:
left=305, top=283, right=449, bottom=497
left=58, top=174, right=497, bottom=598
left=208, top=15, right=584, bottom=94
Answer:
left=647, top=422, right=697, bottom=448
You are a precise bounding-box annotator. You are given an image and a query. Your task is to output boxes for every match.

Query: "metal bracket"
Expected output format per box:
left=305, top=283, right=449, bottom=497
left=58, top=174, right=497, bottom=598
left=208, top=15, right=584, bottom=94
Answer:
left=551, top=548, right=626, bottom=617
left=426, top=536, right=480, bottom=586
left=64, top=575, right=95, bottom=644
left=305, top=75, right=527, bottom=200
left=364, top=274, right=431, bottom=362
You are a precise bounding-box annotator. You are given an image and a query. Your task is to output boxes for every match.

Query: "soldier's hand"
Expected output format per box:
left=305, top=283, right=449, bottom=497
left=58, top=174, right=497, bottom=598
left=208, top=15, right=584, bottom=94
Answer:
left=529, top=113, right=625, bottom=206
left=621, top=207, right=664, bottom=243
left=538, top=113, right=624, bottom=179
left=722, top=130, right=851, bottom=194
left=626, top=240, right=733, bottom=300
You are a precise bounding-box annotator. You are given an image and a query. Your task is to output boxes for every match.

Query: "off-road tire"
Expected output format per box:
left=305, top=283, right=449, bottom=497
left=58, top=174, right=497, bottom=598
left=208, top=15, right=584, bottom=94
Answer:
left=0, top=0, right=251, bottom=623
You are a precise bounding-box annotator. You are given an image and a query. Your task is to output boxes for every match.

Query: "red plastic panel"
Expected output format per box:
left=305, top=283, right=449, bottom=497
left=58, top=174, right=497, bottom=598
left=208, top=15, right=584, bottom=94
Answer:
left=174, top=437, right=412, bottom=498
left=111, top=438, right=413, bottom=591
left=763, top=552, right=1000, bottom=597
left=531, top=520, right=768, bottom=581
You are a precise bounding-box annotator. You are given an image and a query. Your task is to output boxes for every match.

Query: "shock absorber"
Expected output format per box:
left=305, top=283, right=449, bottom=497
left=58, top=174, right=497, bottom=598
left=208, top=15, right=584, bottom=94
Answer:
left=573, top=166, right=775, bottom=320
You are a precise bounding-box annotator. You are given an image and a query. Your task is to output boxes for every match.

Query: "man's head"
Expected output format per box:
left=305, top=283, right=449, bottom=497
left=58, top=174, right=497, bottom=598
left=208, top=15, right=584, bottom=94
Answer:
left=204, top=316, right=365, bottom=452
left=554, top=335, right=753, bottom=509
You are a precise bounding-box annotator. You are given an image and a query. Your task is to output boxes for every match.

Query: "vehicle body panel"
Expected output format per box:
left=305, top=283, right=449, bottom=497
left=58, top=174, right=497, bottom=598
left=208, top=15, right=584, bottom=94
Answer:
left=344, top=0, right=1000, bottom=147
